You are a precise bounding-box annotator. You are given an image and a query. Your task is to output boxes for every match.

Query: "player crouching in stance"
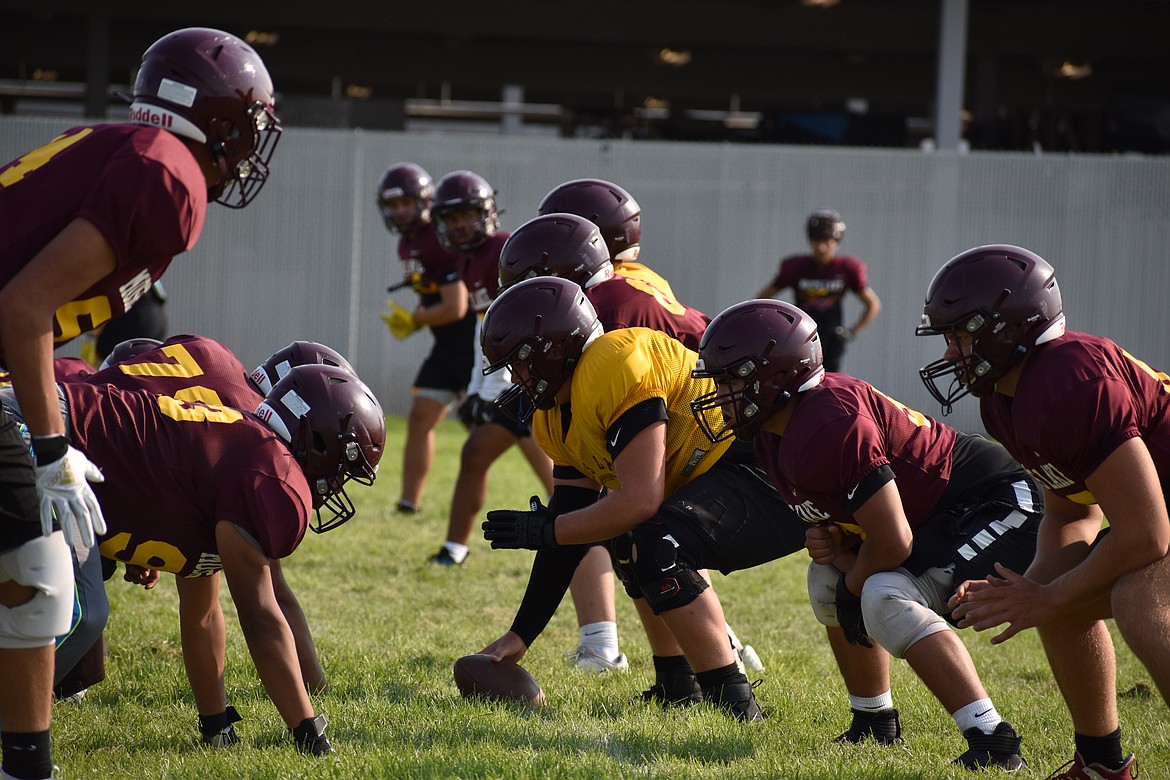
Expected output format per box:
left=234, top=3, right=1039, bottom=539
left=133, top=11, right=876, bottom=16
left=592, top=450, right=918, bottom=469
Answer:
left=475, top=277, right=808, bottom=721
left=692, top=299, right=1041, bottom=769
left=917, top=245, right=1162, bottom=779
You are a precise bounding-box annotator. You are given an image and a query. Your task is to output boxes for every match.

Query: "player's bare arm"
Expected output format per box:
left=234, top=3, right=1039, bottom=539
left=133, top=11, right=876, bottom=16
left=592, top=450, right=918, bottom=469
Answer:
left=842, top=480, right=914, bottom=596
left=413, top=279, right=468, bottom=327
left=215, top=521, right=315, bottom=728
left=554, top=421, right=667, bottom=545
left=850, top=286, right=882, bottom=337
left=0, top=217, right=115, bottom=436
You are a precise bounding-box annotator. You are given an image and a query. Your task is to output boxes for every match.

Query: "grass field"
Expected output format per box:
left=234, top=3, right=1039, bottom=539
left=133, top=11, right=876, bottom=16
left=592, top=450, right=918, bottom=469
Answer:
left=56, top=417, right=1168, bottom=779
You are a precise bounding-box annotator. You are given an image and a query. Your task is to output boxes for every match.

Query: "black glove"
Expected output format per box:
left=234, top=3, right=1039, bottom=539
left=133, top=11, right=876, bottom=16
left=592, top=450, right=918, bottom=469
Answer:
left=457, top=394, right=495, bottom=428
left=483, top=496, right=560, bottom=550
left=199, top=706, right=243, bottom=748
left=290, top=714, right=333, bottom=756
left=835, top=575, right=873, bottom=648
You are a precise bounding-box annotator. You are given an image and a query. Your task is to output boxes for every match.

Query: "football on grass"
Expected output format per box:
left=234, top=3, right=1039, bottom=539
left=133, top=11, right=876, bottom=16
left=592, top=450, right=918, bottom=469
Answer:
left=453, top=654, right=546, bottom=706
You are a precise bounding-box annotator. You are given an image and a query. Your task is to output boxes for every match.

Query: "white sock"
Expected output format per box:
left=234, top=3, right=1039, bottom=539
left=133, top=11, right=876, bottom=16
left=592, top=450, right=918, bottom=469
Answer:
left=579, top=621, right=620, bottom=659
left=849, top=691, right=895, bottom=713
left=443, top=541, right=469, bottom=563
left=725, top=621, right=742, bottom=649
left=953, top=698, right=1002, bottom=735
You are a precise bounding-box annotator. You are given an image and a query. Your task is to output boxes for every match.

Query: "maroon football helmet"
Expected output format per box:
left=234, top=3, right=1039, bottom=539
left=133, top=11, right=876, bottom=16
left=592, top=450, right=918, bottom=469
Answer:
left=916, top=244, right=1065, bottom=414
left=376, top=162, right=434, bottom=234
left=432, top=170, right=499, bottom=251
left=254, top=364, right=385, bottom=532
left=129, top=27, right=281, bottom=209
left=497, top=213, right=614, bottom=291
left=250, top=341, right=356, bottom=394
left=691, top=300, right=825, bottom=442
left=481, top=277, right=603, bottom=421
left=98, top=338, right=164, bottom=370
left=806, top=209, right=845, bottom=242
left=537, top=178, right=641, bottom=261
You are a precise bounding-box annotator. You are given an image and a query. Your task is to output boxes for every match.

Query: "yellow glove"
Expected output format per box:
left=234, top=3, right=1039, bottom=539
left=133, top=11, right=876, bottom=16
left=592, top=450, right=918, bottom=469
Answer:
left=380, top=300, right=419, bottom=340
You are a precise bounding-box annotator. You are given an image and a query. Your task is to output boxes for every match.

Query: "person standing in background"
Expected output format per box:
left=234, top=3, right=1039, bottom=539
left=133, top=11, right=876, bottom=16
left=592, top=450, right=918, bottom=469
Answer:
left=377, top=163, right=474, bottom=515
left=756, top=208, right=881, bottom=372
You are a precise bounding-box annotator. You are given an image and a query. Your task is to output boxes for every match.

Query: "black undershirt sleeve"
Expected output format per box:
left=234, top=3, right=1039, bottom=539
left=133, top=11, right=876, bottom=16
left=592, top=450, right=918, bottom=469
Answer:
left=509, top=485, right=602, bottom=646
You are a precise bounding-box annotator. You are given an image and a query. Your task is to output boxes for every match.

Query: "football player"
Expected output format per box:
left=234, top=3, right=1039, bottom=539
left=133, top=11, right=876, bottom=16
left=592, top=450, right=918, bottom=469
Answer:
left=54, top=337, right=349, bottom=737
left=694, top=299, right=1040, bottom=768
left=0, top=363, right=382, bottom=755
left=476, top=277, right=808, bottom=721
left=428, top=171, right=553, bottom=567
left=916, top=245, right=1164, bottom=779
left=497, top=212, right=762, bottom=677
left=376, top=163, right=474, bottom=514
left=0, top=27, right=279, bottom=780
left=755, top=209, right=881, bottom=372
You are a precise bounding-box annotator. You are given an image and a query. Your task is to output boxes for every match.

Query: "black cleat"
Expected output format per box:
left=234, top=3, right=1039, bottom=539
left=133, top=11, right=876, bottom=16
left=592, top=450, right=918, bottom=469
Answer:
left=955, top=721, right=1026, bottom=772
left=702, top=679, right=765, bottom=722
left=835, top=707, right=903, bottom=745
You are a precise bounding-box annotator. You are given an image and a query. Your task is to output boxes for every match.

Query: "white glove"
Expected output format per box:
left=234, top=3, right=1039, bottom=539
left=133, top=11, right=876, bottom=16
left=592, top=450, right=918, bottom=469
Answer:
left=34, top=443, right=107, bottom=552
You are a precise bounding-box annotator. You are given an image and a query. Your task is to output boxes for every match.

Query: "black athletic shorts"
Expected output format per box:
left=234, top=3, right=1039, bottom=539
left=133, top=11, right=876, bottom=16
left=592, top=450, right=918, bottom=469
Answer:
left=414, top=313, right=475, bottom=394
left=0, top=404, right=43, bottom=551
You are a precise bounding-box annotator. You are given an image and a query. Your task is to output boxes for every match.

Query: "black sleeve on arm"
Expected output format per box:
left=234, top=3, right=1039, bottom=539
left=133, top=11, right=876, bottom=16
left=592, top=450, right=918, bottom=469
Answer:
left=552, top=464, right=588, bottom=480
left=606, top=398, right=668, bottom=458
left=509, top=545, right=591, bottom=646
left=509, top=484, right=602, bottom=645
left=841, top=463, right=896, bottom=514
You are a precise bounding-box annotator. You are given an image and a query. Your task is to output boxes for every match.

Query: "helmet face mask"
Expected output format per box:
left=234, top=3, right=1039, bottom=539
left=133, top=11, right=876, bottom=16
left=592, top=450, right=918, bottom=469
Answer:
left=129, top=27, right=281, bottom=209
left=376, top=163, right=434, bottom=233
left=253, top=364, right=384, bottom=532
left=916, top=244, right=1065, bottom=415
left=691, top=300, right=825, bottom=442
left=497, top=213, right=614, bottom=291
left=537, top=178, right=641, bottom=262
left=480, top=277, right=603, bottom=422
left=432, top=170, right=499, bottom=251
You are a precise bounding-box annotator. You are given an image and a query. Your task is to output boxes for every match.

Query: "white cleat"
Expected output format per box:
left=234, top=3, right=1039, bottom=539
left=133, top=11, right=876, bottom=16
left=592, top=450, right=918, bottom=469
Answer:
left=563, top=645, right=629, bottom=674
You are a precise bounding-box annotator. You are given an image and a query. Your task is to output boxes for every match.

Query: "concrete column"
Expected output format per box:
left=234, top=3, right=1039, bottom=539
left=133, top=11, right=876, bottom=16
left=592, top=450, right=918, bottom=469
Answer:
left=934, top=0, right=968, bottom=151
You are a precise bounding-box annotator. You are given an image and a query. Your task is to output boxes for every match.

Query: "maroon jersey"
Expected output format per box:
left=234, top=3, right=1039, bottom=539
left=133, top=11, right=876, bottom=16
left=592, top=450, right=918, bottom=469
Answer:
left=0, top=124, right=207, bottom=356
left=462, top=232, right=510, bottom=312
left=770, top=254, right=867, bottom=328
left=81, top=334, right=261, bottom=410
left=53, top=357, right=95, bottom=384
left=587, top=275, right=710, bottom=351
left=753, top=373, right=957, bottom=535
left=981, top=331, right=1170, bottom=504
left=398, top=221, right=461, bottom=302
left=63, top=381, right=310, bottom=577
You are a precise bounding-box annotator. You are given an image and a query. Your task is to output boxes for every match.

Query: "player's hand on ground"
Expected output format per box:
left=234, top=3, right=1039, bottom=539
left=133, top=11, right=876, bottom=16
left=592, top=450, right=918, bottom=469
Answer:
left=951, top=562, right=1040, bottom=643
left=479, top=631, right=528, bottom=664
left=32, top=436, right=107, bottom=553
left=124, top=564, right=161, bottom=590
left=483, top=496, right=559, bottom=550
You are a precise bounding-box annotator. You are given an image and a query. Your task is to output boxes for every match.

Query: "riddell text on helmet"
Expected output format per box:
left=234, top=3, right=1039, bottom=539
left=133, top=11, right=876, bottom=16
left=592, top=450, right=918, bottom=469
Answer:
left=128, top=105, right=173, bottom=129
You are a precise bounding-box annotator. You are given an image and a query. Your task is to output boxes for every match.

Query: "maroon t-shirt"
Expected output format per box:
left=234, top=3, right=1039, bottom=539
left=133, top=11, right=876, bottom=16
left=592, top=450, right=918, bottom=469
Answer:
left=753, top=373, right=957, bottom=533
left=0, top=124, right=206, bottom=356
left=587, top=276, right=711, bottom=351
left=52, top=357, right=95, bottom=384
left=463, top=232, right=510, bottom=312
left=981, top=331, right=1170, bottom=503
left=63, top=382, right=311, bottom=577
left=398, top=222, right=461, bottom=300
left=770, top=254, right=867, bottom=327
left=80, top=334, right=261, bottom=411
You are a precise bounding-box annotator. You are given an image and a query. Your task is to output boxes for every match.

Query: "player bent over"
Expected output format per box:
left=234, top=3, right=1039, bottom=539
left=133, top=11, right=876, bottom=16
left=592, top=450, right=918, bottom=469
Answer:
left=474, top=277, right=807, bottom=720
left=693, top=299, right=1040, bottom=769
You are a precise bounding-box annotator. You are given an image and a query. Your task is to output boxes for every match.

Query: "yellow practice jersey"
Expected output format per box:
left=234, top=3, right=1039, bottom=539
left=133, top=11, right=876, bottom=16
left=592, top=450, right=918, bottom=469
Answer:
left=532, top=328, right=731, bottom=496
left=613, top=261, right=677, bottom=299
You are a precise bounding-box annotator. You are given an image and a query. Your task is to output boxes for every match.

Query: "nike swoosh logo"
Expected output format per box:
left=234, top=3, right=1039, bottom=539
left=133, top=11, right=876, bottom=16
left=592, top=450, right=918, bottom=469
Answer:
left=846, top=484, right=859, bottom=500
left=974, top=708, right=993, bottom=718
left=609, top=428, right=621, bottom=448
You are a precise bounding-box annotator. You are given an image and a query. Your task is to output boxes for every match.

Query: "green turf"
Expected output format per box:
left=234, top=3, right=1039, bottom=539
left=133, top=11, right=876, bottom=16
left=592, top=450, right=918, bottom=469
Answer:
left=55, top=417, right=1167, bottom=778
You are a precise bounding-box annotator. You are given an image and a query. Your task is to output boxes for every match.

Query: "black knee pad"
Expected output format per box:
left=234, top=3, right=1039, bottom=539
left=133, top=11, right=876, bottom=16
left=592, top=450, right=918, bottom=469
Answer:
left=626, top=522, right=709, bottom=614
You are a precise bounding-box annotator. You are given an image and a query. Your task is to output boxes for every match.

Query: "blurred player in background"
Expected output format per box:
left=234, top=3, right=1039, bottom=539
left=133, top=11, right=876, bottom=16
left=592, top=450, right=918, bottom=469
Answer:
left=428, top=170, right=552, bottom=567
left=0, top=26, right=279, bottom=780
left=755, top=208, right=880, bottom=372
left=377, top=163, right=474, bottom=514
left=917, top=245, right=1164, bottom=779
